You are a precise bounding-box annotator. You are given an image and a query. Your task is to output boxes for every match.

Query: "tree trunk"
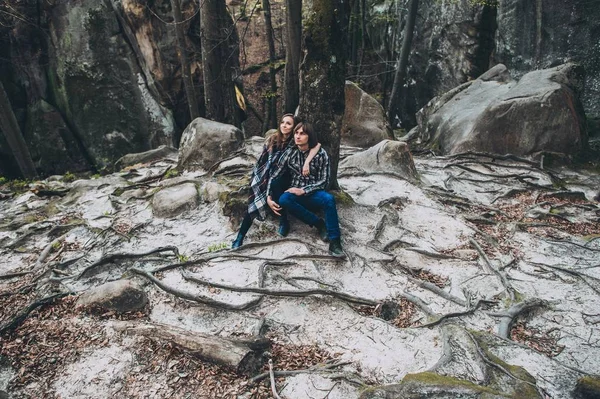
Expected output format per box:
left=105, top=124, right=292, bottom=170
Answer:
left=200, top=0, right=239, bottom=126
left=386, top=0, right=419, bottom=128
left=299, top=0, right=347, bottom=190
left=112, top=321, right=270, bottom=376
left=283, top=0, right=302, bottom=114
left=0, top=81, right=37, bottom=178
left=172, top=0, right=199, bottom=121
left=262, top=0, right=278, bottom=129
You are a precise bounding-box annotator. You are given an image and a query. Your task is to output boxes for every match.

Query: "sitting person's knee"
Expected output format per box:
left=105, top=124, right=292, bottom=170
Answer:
left=279, top=192, right=293, bottom=206
left=322, top=192, right=335, bottom=206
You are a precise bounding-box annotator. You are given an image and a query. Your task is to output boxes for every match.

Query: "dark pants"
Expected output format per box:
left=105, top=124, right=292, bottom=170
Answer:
left=238, top=174, right=289, bottom=237
left=279, top=190, right=341, bottom=240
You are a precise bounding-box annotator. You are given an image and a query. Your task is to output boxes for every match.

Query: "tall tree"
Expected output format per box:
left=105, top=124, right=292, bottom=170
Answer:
left=299, top=0, right=347, bottom=190
left=200, top=0, right=239, bottom=126
left=172, top=0, right=199, bottom=121
left=261, top=0, right=278, bottom=130
left=0, top=81, right=37, bottom=178
left=386, top=0, right=419, bottom=128
left=283, top=0, right=302, bottom=114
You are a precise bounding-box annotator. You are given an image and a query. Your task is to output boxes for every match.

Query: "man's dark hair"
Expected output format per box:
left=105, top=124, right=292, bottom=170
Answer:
left=295, top=122, right=318, bottom=149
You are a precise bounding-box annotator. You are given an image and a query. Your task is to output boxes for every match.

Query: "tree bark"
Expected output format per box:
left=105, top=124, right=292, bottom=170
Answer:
left=261, top=0, right=278, bottom=129
left=172, top=0, right=199, bottom=121
left=386, top=0, right=419, bottom=128
left=200, top=0, right=239, bottom=126
left=299, top=0, right=347, bottom=190
left=0, top=81, right=37, bottom=178
left=112, top=321, right=270, bottom=375
left=283, top=0, right=302, bottom=114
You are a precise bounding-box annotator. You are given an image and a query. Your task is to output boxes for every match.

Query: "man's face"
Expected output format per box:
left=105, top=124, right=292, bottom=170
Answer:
left=295, top=127, right=309, bottom=147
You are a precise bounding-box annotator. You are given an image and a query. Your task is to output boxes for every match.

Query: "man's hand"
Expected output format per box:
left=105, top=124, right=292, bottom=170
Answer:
left=285, top=187, right=305, bottom=196
left=267, top=196, right=282, bottom=216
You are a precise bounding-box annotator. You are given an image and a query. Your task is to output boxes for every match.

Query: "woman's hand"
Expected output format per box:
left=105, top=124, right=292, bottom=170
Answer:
left=302, top=163, right=310, bottom=176
left=267, top=196, right=282, bottom=216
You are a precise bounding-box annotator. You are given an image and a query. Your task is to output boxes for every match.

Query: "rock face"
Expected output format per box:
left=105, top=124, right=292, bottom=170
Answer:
left=0, top=0, right=192, bottom=177
left=416, top=63, right=588, bottom=158
left=342, top=81, right=391, bottom=148
left=339, top=140, right=418, bottom=181
left=368, top=0, right=600, bottom=132
left=76, top=280, right=148, bottom=313
left=178, top=118, right=244, bottom=171
left=151, top=182, right=199, bottom=218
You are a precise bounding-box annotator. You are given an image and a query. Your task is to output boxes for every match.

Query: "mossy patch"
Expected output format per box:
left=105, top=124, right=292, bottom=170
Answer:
left=403, top=372, right=506, bottom=396
left=575, top=376, right=600, bottom=398
left=331, top=189, right=355, bottom=207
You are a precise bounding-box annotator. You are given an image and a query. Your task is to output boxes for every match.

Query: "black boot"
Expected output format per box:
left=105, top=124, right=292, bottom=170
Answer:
left=278, top=216, right=290, bottom=237
left=231, top=233, right=244, bottom=249
left=329, top=238, right=345, bottom=258
left=314, top=219, right=329, bottom=242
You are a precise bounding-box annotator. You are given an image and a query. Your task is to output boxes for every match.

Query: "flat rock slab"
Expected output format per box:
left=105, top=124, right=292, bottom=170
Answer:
left=151, top=182, right=199, bottom=218
left=77, top=280, right=148, bottom=313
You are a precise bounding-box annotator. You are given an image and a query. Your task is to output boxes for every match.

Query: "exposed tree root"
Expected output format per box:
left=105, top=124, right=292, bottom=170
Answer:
left=182, top=272, right=378, bottom=306
left=469, top=238, right=515, bottom=301
left=418, top=300, right=496, bottom=329
left=77, top=246, right=180, bottom=278
left=407, top=276, right=466, bottom=306
left=131, top=267, right=264, bottom=310
left=487, top=298, right=548, bottom=339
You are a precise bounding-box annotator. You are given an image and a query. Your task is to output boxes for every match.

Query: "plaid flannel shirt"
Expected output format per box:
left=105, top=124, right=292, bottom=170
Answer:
left=267, top=146, right=330, bottom=196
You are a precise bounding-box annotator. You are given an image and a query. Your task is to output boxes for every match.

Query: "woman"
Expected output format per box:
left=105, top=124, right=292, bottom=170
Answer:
left=232, top=114, right=321, bottom=248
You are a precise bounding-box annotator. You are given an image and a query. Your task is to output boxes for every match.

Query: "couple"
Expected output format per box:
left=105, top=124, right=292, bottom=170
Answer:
left=232, top=114, right=345, bottom=258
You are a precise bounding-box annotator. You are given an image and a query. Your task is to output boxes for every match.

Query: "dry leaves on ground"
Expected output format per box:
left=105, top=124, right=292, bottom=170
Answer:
left=510, top=320, right=565, bottom=358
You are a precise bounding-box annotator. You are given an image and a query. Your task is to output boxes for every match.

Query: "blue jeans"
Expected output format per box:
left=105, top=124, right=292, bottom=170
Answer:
left=279, top=190, right=341, bottom=240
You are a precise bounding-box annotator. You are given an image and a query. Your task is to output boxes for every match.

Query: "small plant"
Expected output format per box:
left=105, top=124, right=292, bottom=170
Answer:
left=208, top=242, right=229, bottom=252
left=0, top=176, right=6, bottom=185
left=164, top=169, right=180, bottom=179
left=51, top=241, right=62, bottom=250
left=63, top=171, right=76, bottom=182
left=91, top=173, right=101, bottom=179
left=177, top=254, right=189, bottom=263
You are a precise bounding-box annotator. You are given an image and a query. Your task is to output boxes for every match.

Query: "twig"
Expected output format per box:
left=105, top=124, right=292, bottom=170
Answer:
left=268, top=359, right=282, bottom=399
left=250, top=361, right=351, bottom=384
left=33, top=234, right=67, bottom=271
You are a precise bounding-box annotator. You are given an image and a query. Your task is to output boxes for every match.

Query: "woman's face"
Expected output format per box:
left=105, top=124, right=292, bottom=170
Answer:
left=280, top=116, right=294, bottom=136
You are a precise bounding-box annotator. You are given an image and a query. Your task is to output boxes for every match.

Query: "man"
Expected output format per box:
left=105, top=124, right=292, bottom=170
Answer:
left=266, top=122, right=345, bottom=258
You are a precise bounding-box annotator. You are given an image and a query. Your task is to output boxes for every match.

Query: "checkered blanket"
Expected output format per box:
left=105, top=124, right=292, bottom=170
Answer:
left=247, top=141, right=290, bottom=220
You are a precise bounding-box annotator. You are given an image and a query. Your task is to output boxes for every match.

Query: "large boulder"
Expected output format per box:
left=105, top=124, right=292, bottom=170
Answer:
left=151, top=182, right=199, bottom=218
left=339, top=140, right=418, bottom=181
left=178, top=118, right=244, bottom=171
left=342, top=81, right=392, bottom=148
left=115, top=145, right=178, bottom=170
left=416, top=63, right=588, bottom=159
left=77, top=280, right=148, bottom=313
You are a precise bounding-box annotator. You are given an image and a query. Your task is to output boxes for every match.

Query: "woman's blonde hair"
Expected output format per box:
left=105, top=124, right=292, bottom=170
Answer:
left=268, top=113, right=298, bottom=151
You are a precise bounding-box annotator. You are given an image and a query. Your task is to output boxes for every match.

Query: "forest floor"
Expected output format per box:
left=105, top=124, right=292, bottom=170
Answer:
left=1, top=145, right=600, bottom=398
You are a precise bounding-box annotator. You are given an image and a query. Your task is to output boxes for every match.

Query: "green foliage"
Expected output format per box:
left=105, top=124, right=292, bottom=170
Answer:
left=51, top=241, right=62, bottom=250
left=164, top=169, right=180, bottom=179
left=177, top=254, right=189, bottom=263
left=208, top=242, right=229, bottom=252
left=91, top=173, right=101, bottom=179
left=62, top=171, right=76, bottom=182
left=0, top=176, right=6, bottom=185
